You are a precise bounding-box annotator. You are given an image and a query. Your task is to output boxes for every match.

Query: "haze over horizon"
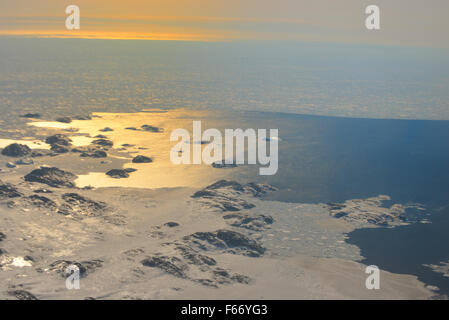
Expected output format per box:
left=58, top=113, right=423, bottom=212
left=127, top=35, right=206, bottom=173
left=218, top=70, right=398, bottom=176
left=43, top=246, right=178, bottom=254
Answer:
left=1, top=0, right=449, bottom=48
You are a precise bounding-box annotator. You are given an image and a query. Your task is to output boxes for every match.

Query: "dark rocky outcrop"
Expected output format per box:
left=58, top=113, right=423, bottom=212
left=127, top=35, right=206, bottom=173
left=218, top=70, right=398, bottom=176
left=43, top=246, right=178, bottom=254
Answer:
left=183, top=229, right=265, bottom=257
left=136, top=227, right=255, bottom=287
left=6, top=162, right=16, bottom=168
left=92, top=138, right=113, bottom=147
left=200, top=180, right=276, bottom=196
left=26, top=195, right=57, bottom=209
left=191, top=180, right=276, bottom=213
left=24, top=167, right=76, bottom=188
left=243, top=182, right=277, bottom=197
left=80, top=150, right=107, bottom=158
left=30, top=150, right=55, bottom=158
left=71, top=146, right=102, bottom=153
left=99, top=127, right=113, bottom=132
left=132, top=155, right=153, bottom=163
left=8, top=290, right=38, bottom=300
left=56, top=204, right=73, bottom=216
left=229, top=273, right=252, bottom=284
left=34, top=188, right=53, bottom=194
left=211, top=268, right=252, bottom=285
left=125, top=125, right=163, bottom=132
left=0, top=232, right=5, bottom=241
left=223, top=213, right=274, bottom=231
left=217, top=200, right=255, bottom=212
left=55, top=116, right=72, bottom=123
left=45, top=134, right=72, bottom=154
left=140, top=243, right=252, bottom=287
left=0, top=181, right=22, bottom=199
left=57, top=192, right=113, bottom=220
left=45, top=134, right=72, bottom=146
left=15, top=158, right=34, bottom=165
left=20, top=113, right=41, bottom=119
left=1, top=143, right=31, bottom=157
left=106, top=169, right=130, bottom=179
left=73, top=115, right=92, bottom=120
left=47, top=259, right=103, bottom=278
left=141, top=256, right=188, bottom=278
left=212, top=162, right=237, bottom=169
left=164, top=222, right=180, bottom=228
left=326, top=196, right=424, bottom=227
left=193, top=278, right=218, bottom=287
left=192, top=191, right=255, bottom=212
left=141, top=125, right=163, bottom=132
left=61, top=193, right=107, bottom=216
left=50, top=144, right=70, bottom=153
left=195, top=180, right=245, bottom=193
left=176, top=246, right=216, bottom=266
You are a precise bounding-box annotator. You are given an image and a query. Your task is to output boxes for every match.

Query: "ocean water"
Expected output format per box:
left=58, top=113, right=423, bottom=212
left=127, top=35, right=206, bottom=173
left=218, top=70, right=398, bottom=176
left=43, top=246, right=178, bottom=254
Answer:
left=347, top=206, right=449, bottom=296
left=230, top=111, right=449, bottom=295
left=1, top=38, right=449, bottom=123
left=1, top=38, right=449, bottom=294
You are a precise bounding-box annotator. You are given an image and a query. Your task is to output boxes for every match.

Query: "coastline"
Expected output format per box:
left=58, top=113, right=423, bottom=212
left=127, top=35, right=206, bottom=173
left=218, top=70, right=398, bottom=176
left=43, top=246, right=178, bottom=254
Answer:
left=0, top=110, right=440, bottom=299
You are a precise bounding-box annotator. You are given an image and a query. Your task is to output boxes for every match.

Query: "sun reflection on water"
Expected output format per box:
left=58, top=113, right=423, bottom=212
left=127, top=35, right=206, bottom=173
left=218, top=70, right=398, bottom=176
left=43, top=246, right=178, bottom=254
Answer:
left=28, top=109, right=236, bottom=189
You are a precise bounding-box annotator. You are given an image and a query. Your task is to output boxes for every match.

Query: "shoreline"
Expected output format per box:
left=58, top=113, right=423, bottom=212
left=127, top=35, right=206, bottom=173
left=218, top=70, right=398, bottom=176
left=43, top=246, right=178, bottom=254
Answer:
left=0, top=110, right=444, bottom=299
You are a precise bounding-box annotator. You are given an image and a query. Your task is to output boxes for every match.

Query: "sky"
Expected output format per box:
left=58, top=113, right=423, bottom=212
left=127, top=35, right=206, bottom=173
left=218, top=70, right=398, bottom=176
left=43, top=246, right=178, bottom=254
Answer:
left=0, top=0, right=448, bottom=47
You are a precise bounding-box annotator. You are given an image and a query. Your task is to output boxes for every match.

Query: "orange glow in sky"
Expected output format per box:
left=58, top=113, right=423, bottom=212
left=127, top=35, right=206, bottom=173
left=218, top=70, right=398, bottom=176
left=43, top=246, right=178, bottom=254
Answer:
left=0, top=0, right=448, bottom=47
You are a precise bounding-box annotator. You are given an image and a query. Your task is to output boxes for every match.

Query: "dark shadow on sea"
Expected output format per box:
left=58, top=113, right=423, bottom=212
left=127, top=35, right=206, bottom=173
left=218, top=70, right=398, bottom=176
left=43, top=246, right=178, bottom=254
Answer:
left=224, top=111, right=449, bottom=295
left=234, top=111, right=449, bottom=208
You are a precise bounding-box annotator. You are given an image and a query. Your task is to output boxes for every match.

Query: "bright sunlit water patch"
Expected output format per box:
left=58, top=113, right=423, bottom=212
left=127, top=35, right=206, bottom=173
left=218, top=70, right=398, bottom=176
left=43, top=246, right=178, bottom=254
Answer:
left=29, top=109, right=237, bottom=189
left=69, top=136, right=94, bottom=147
